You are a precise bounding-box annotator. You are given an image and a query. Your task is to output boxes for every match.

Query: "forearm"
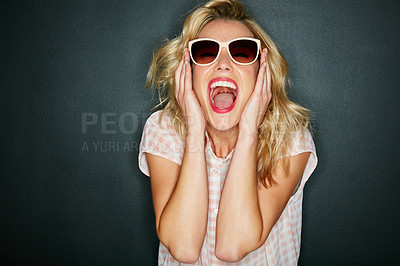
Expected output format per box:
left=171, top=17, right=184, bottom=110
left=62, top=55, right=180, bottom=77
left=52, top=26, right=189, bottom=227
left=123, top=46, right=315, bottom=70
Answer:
left=158, top=133, right=208, bottom=260
left=215, top=133, right=264, bottom=261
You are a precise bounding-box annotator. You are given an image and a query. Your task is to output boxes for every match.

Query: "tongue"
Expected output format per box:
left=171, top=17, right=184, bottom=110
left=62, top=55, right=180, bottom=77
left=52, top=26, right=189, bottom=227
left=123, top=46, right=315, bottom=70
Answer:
left=213, top=92, right=235, bottom=109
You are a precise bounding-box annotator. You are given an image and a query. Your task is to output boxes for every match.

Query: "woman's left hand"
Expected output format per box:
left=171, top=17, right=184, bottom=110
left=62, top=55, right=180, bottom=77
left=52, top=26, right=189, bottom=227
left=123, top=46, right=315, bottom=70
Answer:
left=239, top=48, right=272, bottom=136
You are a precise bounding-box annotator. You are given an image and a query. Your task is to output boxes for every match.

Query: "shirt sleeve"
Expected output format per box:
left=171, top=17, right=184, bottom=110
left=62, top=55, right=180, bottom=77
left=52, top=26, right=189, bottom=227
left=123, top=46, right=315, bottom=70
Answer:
left=138, top=110, right=184, bottom=177
left=289, top=129, right=318, bottom=198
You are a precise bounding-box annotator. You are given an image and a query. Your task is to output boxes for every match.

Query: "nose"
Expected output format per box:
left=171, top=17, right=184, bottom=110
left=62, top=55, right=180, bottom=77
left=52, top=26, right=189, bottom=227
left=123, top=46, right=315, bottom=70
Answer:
left=214, top=48, right=232, bottom=72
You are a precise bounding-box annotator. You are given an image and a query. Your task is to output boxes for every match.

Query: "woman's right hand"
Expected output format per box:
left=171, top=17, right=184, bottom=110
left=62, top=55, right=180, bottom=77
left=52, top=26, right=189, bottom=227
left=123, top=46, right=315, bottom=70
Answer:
left=175, top=49, right=206, bottom=136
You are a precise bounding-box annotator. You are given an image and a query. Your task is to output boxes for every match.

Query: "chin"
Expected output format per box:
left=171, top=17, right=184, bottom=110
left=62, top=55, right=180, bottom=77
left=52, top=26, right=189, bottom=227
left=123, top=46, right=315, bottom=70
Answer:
left=207, top=111, right=240, bottom=132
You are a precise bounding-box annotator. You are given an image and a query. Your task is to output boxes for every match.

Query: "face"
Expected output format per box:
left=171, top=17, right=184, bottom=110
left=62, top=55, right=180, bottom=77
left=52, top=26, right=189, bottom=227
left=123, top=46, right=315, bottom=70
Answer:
left=191, top=19, right=259, bottom=132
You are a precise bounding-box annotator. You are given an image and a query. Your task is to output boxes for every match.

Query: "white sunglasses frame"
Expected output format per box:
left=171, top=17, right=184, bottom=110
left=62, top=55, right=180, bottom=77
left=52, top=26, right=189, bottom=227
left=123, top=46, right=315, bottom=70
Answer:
left=188, top=37, right=261, bottom=66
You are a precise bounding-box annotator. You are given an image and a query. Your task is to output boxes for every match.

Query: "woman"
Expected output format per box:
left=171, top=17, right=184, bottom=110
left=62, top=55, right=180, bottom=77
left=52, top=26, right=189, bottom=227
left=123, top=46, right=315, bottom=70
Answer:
left=139, top=0, right=317, bottom=264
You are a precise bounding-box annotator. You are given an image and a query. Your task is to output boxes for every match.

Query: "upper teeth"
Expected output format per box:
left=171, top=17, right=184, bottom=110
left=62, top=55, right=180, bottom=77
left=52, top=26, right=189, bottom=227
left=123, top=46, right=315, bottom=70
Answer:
left=210, top=81, right=237, bottom=90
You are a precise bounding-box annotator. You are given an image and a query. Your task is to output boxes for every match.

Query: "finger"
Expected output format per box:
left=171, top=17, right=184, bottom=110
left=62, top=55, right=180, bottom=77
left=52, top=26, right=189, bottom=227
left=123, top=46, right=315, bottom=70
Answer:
left=185, top=47, right=191, bottom=63
left=184, top=52, right=192, bottom=96
left=260, top=48, right=267, bottom=65
left=179, top=50, right=186, bottom=101
left=254, top=57, right=267, bottom=94
left=262, top=51, right=268, bottom=94
left=175, top=55, right=184, bottom=101
left=262, top=66, right=268, bottom=103
left=265, top=51, right=272, bottom=101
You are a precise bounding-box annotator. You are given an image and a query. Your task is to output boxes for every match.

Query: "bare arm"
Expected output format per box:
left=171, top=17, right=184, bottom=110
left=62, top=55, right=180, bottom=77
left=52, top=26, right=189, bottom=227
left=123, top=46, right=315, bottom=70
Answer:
left=146, top=50, right=208, bottom=263
left=215, top=138, right=310, bottom=261
left=146, top=135, right=208, bottom=263
left=215, top=49, right=311, bottom=261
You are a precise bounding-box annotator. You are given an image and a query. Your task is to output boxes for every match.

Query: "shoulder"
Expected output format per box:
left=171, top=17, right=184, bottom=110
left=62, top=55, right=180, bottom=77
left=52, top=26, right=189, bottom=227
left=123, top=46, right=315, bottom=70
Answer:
left=145, top=110, right=172, bottom=129
left=139, top=110, right=184, bottom=176
left=142, top=110, right=182, bottom=139
left=289, top=128, right=316, bottom=157
left=287, top=128, right=318, bottom=198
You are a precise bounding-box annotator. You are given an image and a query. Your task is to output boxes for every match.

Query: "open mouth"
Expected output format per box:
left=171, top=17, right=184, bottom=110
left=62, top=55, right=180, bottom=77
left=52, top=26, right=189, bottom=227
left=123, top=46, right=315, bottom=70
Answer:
left=208, top=78, right=238, bottom=114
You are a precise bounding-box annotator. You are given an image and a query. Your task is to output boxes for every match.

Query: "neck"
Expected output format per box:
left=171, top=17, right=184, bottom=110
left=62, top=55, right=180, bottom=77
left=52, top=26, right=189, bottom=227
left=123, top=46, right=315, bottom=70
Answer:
left=206, top=125, right=239, bottom=158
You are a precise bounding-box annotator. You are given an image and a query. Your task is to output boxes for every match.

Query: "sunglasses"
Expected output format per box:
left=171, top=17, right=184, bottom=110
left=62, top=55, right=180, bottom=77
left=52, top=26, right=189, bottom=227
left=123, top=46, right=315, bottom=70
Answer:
left=188, top=37, right=261, bottom=66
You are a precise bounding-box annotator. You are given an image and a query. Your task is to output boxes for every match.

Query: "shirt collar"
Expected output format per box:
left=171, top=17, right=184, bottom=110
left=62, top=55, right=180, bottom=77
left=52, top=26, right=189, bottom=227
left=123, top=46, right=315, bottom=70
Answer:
left=205, top=131, right=234, bottom=162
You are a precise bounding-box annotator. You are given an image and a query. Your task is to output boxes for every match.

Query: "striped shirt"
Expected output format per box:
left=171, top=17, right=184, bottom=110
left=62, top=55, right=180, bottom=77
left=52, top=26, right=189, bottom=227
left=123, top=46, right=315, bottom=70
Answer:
left=139, top=110, right=317, bottom=265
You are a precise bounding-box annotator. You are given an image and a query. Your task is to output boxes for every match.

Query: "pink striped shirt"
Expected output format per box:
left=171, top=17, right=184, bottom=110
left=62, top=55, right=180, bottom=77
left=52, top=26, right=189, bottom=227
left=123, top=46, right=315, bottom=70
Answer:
left=139, top=110, right=317, bottom=265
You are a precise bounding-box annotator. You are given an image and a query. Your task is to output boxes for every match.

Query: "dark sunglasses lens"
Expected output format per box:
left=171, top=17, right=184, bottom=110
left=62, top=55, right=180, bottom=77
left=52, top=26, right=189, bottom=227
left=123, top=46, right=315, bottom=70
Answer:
left=229, top=40, right=258, bottom=63
left=191, top=40, right=219, bottom=64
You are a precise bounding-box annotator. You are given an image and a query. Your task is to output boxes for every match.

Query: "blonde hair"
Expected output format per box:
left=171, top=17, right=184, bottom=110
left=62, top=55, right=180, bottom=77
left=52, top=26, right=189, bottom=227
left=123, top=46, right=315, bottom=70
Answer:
left=146, top=0, right=310, bottom=187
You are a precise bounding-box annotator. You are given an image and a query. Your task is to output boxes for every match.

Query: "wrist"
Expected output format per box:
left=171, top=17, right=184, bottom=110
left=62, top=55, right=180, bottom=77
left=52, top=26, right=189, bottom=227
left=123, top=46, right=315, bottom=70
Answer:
left=186, top=127, right=206, bottom=139
left=185, top=122, right=206, bottom=137
left=238, top=117, right=259, bottom=138
left=185, top=132, right=206, bottom=152
left=237, top=131, right=258, bottom=147
left=238, top=128, right=258, bottom=141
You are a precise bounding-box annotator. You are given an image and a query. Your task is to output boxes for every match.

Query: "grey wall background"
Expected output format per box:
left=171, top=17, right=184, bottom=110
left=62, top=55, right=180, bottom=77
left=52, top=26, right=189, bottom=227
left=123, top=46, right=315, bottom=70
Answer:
left=2, top=0, right=399, bottom=265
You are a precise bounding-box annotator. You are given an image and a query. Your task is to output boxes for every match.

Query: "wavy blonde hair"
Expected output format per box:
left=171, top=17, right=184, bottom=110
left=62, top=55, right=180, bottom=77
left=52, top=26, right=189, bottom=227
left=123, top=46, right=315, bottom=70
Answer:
left=146, top=0, right=310, bottom=187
